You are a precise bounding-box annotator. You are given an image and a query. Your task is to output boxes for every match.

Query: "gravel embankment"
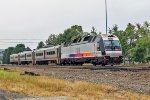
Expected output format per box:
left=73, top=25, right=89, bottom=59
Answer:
left=1, top=65, right=150, bottom=95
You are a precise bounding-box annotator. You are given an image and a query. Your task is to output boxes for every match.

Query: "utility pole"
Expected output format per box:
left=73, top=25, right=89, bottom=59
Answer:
left=105, top=0, right=108, bottom=34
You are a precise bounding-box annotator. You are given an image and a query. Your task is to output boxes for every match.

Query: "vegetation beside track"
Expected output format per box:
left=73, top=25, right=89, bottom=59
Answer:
left=0, top=69, right=149, bottom=100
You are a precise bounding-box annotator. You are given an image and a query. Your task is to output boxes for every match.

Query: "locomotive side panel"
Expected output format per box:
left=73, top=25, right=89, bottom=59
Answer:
left=61, top=43, right=101, bottom=59
left=61, top=42, right=103, bottom=65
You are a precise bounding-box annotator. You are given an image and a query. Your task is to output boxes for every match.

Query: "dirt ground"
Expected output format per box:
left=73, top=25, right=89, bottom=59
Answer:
left=0, top=90, right=27, bottom=100
left=1, top=65, right=150, bottom=95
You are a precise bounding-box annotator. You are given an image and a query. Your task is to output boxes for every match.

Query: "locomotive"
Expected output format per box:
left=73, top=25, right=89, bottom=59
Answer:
left=10, top=34, right=123, bottom=66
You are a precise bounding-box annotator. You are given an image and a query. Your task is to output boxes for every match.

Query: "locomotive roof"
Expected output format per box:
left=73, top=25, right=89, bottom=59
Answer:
left=101, top=34, right=119, bottom=40
left=101, top=34, right=117, bottom=38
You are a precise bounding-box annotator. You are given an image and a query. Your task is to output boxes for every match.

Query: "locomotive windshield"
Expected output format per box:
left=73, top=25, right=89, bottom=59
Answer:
left=104, top=40, right=121, bottom=51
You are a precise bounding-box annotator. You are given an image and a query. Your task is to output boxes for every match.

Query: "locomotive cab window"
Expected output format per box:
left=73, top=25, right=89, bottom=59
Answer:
left=104, top=40, right=121, bottom=51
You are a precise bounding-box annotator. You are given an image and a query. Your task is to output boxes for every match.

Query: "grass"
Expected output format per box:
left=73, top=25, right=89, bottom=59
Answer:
left=0, top=69, right=149, bottom=100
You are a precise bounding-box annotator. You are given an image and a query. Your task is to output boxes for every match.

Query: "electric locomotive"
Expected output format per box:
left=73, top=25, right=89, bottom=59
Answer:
left=61, top=34, right=123, bottom=66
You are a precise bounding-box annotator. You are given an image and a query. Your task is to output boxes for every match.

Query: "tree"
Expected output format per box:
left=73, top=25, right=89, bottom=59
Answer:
left=37, top=41, right=45, bottom=49
left=46, top=25, right=84, bottom=46
left=46, top=34, right=58, bottom=45
left=25, top=47, right=32, bottom=51
left=3, top=47, right=14, bottom=64
left=63, top=25, right=83, bottom=43
left=110, top=22, right=150, bottom=63
left=3, top=44, right=26, bottom=64
left=13, top=44, right=25, bottom=54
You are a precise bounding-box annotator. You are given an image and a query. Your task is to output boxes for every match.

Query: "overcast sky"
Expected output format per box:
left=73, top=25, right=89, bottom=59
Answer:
left=0, top=0, right=150, bottom=49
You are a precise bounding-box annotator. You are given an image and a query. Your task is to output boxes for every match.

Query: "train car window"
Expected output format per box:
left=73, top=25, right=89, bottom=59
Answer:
left=27, top=54, right=31, bottom=57
left=47, top=51, right=55, bottom=55
left=52, top=51, right=55, bottom=55
left=20, top=55, right=25, bottom=58
left=47, top=52, right=49, bottom=55
left=36, top=53, right=43, bottom=56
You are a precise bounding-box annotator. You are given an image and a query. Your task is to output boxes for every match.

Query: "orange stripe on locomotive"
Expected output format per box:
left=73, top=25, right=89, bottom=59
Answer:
left=83, top=52, right=92, bottom=57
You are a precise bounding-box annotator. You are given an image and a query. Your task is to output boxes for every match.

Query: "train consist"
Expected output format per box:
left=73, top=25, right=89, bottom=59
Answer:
left=10, top=34, right=123, bottom=66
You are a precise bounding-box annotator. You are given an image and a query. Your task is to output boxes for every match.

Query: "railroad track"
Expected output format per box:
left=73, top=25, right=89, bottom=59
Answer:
left=70, top=66, right=150, bottom=71
left=1, top=64, right=150, bottom=72
left=48, top=65, right=150, bottom=72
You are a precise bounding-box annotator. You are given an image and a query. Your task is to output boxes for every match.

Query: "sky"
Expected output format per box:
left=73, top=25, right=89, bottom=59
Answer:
left=0, top=0, right=150, bottom=49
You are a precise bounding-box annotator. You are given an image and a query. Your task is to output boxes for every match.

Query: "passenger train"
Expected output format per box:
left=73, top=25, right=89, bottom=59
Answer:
left=10, top=34, right=123, bottom=66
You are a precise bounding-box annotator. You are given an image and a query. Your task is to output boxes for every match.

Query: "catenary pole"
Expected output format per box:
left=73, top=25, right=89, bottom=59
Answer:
left=105, top=0, right=108, bottom=34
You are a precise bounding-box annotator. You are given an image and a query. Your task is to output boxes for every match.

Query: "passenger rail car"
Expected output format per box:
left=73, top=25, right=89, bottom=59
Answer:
left=35, top=46, right=60, bottom=65
left=10, top=54, right=19, bottom=64
left=10, top=34, right=123, bottom=66
left=18, top=51, right=33, bottom=65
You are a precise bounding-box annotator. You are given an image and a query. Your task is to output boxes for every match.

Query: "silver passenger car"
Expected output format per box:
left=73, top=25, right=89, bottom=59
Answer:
left=18, top=51, right=33, bottom=65
left=10, top=54, right=19, bottom=64
left=34, top=45, right=61, bottom=65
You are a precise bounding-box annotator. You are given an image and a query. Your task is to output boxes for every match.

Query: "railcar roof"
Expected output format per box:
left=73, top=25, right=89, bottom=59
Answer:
left=35, top=45, right=60, bottom=52
left=10, top=54, right=18, bottom=56
left=18, top=51, right=33, bottom=55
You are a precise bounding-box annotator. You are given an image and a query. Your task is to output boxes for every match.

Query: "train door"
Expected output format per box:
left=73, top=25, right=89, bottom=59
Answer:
left=44, top=50, right=46, bottom=59
left=25, top=54, right=26, bottom=61
left=99, top=38, right=106, bottom=55
left=32, top=51, right=35, bottom=65
left=57, top=47, right=61, bottom=65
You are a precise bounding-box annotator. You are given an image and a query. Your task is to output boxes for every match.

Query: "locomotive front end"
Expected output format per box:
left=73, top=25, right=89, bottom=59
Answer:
left=101, top=34, right=123, bottom=65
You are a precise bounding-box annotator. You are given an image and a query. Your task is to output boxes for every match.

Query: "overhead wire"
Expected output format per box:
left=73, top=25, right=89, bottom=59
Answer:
left=0, top=39, right=46, bottom=44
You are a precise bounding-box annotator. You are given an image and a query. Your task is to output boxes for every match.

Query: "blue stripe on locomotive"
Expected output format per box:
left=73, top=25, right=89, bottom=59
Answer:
left=69, top=54, right=76, bottom=58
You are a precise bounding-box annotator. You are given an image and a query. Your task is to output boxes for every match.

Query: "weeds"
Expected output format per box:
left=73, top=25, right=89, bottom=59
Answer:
left=0, top=70, right=149, bottom=100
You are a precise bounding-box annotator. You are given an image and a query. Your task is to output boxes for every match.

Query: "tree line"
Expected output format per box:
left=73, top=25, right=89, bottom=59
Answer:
left=3, top=44, right=31, bottom=64
left=110, top=22, right=150, bottom=63
left=2, top=22, right=150, bottom=64
left=37, top=25, right=98, bottom=49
